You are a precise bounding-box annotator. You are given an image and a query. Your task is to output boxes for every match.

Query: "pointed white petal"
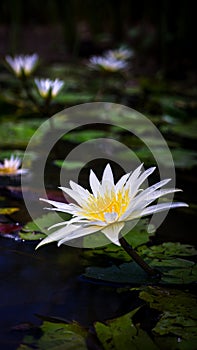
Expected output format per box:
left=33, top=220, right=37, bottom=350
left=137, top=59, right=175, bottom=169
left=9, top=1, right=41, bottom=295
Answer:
left=89, top=170, right=101, bottom=196
left=124, top=202, right=188, bottom=221
left=102, top=164, right=114, bottom=186
left=140, top=202, right=188, bottom=217
left=128, top=188, right=182, bottom=213
left=40, top=198, right=72, bottom=210
left=129, top=167, right=156, bottom=197
left=48, top=217, right=89, bottom=230
left=115, top=172, right=131, bottom=192
left=69, top=180, right=90, bottom=200
left=101, top=222, right=124, bottom=246
left=124, top=163, right=143, bottom=191
left=58, top=225, right=102, bottom=246
left=59, top=187, right=85, bottom=206
left=36, top=224, right=80, bottom=249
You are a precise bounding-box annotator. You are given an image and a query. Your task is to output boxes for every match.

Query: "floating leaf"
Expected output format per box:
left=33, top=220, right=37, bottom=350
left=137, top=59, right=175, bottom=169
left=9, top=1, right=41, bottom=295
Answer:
left=62, top=130, right=109, bottom=143
left=84, top=262, right=152, bottom=284
left=54, top=160, right=84, bottom=170
left=22, top=212, right=69, bottom=232
left=95, top=307, right=158, bottom=350
left=138, top=242, right=197, bottom=259
left=139, top=287, right=197, bottom=340
left=84, top=258, right=196, bottom=285
left=0, top=119, right=48, bottom=148
left=17, top=321, right=88, bottom=350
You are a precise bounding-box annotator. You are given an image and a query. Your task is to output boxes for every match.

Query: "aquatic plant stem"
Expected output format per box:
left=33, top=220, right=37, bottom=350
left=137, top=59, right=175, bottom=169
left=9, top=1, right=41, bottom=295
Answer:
left=119, top=236, right=161, bottom=278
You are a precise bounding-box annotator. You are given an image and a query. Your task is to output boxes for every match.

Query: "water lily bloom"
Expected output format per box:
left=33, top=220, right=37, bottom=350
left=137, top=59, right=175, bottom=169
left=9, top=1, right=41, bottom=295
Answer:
left=36, top=164, right=188, bottom=249
left=35, top=78, right=64, bottom=98
left=89, top=56, right=127, bottom=72
left=0, top=155, right=27, bottom=176
left=105, top=48, right=133, bottom=60
left=5, top=54, right=38, bottom=77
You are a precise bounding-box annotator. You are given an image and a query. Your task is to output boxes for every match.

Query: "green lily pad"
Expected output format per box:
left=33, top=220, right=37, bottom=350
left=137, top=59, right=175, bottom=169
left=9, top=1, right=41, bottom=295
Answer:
left=138, top=242, right=197, bottom=259
left=139, top=287, right=197, bottom=340
left=134, top=146, right=197, bottom=169
left=54, top=160, right=84, bottom=170
left=0, top=119, right=48, bottom=148
left=83, top=257, right=196, bottom=285
left=17, top=321, right=88, bottom=350
left=161, top=119, right=197, bottom=139
left=95, top=307, right=158, bottom=350
left=62, top=129, right=109, bottom=143
left=84, top=262, right=153, bottom=284
left=19, top=212, right=70, bottom=240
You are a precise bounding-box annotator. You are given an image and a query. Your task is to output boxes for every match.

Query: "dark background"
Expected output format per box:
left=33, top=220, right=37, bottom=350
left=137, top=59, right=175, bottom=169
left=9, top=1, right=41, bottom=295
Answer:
left=0, top=0, right=196, bottom=79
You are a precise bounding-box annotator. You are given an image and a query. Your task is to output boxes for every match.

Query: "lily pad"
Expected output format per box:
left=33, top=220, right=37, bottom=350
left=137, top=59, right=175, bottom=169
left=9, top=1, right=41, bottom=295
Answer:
left=0, top=119, right=48, bottom=148
left=17, top=321, right=88, bottom=350
left=138, top=242, right=197, bottom=259
left=83, top=258, right=196, bottom=285
left=54, top=160, right=84, bottom=170
left=19, top=212, right=70, bottom=240
left=139, top=287, right=197, bottom=340
left=95, top=307, right=158, bottom=350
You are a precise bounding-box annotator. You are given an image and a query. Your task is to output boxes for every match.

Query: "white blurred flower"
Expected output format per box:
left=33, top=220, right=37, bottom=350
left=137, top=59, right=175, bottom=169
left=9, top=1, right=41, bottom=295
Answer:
left=0, top=155, right=28, bottom=176
left=89, top=56, right=127, bottom=72
left=105, top=48, right=133, bottom=60
left=5, top=54, right=38, bottom=77
left=35, top=78, right=64, bottom=98
left=36, top=163, right=188, bottom=249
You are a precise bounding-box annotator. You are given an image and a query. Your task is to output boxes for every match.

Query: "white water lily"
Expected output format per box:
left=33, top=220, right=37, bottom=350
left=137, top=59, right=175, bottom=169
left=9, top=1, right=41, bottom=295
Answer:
left=105, top=48, right=133, bottom=60
left=0, top=155, right=28, bottom=176
left=5, top=54, right=38, bottom=77
left=89, top=56, right=127, bottom=72
left=36, top=164, right=188, bottom=249
left=35, top=78, right=64, bottom=98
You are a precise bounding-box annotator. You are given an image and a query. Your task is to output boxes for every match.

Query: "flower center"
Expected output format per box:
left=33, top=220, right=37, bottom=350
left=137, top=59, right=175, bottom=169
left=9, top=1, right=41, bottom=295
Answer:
left=80, top=188, right=130, bottom=222
left=0, top=166, right=18, bottom=175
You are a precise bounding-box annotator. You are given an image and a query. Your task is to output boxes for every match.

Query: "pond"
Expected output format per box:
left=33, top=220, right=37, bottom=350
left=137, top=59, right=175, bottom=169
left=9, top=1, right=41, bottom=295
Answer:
left=0, top=60, right=196, bottom=349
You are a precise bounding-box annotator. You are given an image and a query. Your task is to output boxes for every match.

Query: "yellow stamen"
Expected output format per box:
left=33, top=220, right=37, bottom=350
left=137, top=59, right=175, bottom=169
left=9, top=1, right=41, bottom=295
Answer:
left=79, top=188, right=130, bottom=222
left=0, top=166, right=18, bottom=175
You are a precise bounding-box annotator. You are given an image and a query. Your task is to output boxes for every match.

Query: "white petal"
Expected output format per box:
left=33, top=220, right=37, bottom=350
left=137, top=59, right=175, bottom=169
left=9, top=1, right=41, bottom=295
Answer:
left=36, top=224, right=80, bottom=249
left=124, top=163, right=143, bottom=191
left=48, top=217, right=89, bottom=230
left=89, top=170, right=101, bottom=196
left=124, top=188, right=181, bottom=215
left=69, top=180, right=90, bottom=199
left=59, top=187, right=85, bottom=206
left=129, top=167, right=156, bottom=197
left=58, top=225, right=102, bottom=246
left=140, top=202, right=188, bottom=217
left=124, top=202, right=188, bottom=221
left=104, top=212, right=118, bottom=223
left=102, top=164, right=114, bottom=186
left=115, top=172, right=131, bottom=192
left=101, top=222, right=124, bottom=246
left=128, top=188, right=182, bottom=212
left=39, top=198, right=77, bottom=213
